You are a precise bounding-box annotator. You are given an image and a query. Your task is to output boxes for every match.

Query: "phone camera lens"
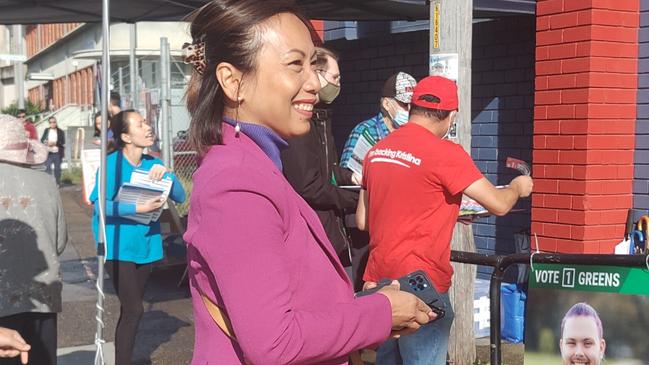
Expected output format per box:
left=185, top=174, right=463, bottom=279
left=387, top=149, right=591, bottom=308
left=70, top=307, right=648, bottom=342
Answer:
left=416, top=276, right=423, bottom=283
left=416, top=284, right=424, bottom=291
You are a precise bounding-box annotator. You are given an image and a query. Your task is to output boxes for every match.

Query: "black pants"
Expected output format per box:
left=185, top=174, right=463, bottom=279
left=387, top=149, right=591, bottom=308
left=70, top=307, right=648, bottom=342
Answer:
left=348, top=228, right=370, bottom=292
left=105, top=260, right=152, bottom=365
left=0, top=312, right=57, bottom=365
left=45, top=152, right=62, bottom=185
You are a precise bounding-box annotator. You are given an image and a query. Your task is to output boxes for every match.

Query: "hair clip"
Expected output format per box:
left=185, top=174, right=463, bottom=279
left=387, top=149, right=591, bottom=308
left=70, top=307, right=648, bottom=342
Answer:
left=183, top=35, right=206, bottom=75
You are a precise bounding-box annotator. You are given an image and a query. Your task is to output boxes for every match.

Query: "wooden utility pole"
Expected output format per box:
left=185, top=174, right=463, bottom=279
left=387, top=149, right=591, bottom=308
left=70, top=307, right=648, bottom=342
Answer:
left=429, top=1, right=476, bottom=364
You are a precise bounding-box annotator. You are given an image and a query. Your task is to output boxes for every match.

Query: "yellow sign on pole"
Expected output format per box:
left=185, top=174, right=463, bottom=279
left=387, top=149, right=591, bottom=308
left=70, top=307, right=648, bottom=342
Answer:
left=433, top=2, right=440, bottom=50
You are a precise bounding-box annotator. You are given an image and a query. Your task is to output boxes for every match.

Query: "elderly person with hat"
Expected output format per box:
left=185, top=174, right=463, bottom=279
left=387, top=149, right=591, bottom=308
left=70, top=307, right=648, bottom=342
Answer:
left=0, top=114, right=67, bottom=365
left=355, top=76, right=533, bottom=364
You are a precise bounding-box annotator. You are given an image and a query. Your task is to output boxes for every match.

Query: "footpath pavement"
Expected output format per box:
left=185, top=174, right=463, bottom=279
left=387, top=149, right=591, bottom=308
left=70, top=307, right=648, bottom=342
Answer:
left=56, top=185, right=194, bottom=365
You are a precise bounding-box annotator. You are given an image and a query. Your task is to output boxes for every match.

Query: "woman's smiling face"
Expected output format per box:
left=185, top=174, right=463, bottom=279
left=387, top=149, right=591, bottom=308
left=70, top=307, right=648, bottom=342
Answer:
left=236, top=12, right=319, bottom=139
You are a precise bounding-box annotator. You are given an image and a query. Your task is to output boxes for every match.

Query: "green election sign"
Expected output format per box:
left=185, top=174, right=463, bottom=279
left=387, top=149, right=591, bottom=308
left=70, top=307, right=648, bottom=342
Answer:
left=529, top=263, right=649, bottom=295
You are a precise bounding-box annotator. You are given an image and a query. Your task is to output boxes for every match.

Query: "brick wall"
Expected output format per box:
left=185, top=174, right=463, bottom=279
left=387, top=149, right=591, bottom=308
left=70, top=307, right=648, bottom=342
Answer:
left=25, top=23, right=82, bottom=58
left=635, top=0, right=649, bottom=219
left=28, top=65, right=94, bottom=110
left=324, top=17, right=536, bottom=267
left=325, top=31, right=429, bottom=148
left=533, top=0, right=638, bottom=253
left=310, top=20, right=325, bottom=44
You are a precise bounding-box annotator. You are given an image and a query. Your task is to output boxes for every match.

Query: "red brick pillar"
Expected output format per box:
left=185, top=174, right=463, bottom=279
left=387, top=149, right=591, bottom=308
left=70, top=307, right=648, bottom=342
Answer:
left=533, top=0, right=639, bottom=253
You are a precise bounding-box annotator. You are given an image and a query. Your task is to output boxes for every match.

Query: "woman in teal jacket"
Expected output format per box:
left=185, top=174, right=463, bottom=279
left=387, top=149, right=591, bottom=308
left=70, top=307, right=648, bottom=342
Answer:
left=90, top=110, right=185, bottom=365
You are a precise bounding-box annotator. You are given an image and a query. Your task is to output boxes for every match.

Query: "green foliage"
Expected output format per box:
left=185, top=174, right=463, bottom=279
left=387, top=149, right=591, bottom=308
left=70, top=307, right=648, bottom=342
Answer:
left=525, top=351, right=563, bottom=364
left=538, top=327, right=556, bottom=353
left=0, top=100, right=43, bottom=119
left=61, top=167, right=83, bottom=185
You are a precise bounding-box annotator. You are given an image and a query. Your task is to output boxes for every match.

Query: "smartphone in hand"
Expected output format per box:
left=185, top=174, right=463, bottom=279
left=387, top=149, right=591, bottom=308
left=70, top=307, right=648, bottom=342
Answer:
left=357, top=270, right=446, bottom=320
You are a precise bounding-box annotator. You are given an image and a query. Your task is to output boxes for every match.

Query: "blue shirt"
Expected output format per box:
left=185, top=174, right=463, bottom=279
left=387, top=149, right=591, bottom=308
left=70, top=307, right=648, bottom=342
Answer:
left=340, top=113, right=391, bottom=169
left=90, top=151, right=186, bottom=263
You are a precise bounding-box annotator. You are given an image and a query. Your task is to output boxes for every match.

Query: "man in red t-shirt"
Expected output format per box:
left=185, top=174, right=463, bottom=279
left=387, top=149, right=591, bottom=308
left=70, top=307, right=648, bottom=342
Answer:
left=17, top=110, right=37, bottom=140
left=357, top=76, right=533, bottom=364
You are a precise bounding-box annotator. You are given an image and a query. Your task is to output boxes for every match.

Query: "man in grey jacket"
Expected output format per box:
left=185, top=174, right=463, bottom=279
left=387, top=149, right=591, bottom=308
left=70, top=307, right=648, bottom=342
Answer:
left=0, top=114, right=67, bottom=365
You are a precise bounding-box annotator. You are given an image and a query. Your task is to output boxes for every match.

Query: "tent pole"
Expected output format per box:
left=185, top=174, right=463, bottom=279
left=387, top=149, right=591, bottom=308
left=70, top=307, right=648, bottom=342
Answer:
left=95, top=0, right=110, bottom=363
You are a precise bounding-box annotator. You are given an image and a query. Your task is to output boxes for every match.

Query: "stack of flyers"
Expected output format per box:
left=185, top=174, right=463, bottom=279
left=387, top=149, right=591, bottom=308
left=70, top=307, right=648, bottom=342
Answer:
left=346, top=129, right=377, bottom=177
left=116, top=169, right=173, bottom=224
left=506, top=157, right=531, bottom=176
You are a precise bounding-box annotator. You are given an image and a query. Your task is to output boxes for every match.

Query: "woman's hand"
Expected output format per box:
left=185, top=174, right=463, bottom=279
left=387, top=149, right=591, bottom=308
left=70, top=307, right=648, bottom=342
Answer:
left=136, top=196, right=166, bottom=213
left=376, top=281, right=436, bottom=338
left=362, top=281, right=377, bottom=291
left=148, top=164, right=168, bottom=181
left=0, top=327, right=30, bottom=364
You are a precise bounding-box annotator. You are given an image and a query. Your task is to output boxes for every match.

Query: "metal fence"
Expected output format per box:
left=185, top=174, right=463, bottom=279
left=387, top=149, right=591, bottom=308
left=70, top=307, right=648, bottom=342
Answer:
left=109, top=39, right=196, bottom=216
left=450, top=250, right=649, bottom=365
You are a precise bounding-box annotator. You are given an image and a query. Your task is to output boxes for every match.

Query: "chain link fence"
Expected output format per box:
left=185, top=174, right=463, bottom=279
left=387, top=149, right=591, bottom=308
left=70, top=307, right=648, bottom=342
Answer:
left=110, top=52, right=197, bottom=216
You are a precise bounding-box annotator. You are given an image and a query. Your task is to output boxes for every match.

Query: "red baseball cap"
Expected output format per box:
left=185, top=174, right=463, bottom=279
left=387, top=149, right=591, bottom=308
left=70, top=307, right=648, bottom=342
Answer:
left=411, top=76, right=458, bottom=111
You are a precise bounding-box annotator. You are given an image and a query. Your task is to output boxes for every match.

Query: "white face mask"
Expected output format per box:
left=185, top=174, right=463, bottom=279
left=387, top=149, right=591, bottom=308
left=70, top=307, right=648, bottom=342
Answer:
left=441, top=122, right=452, bottom=140
left=442, top=112, right=457, bottom=139
left=386, top=99, right=409, bottom=128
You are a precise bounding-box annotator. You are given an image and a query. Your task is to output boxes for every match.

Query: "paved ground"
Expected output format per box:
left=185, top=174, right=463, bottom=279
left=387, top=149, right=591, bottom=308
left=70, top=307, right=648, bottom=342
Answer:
left=55, top=184, right=522, bottom=365
left=57, top=185, right=194, bottom=365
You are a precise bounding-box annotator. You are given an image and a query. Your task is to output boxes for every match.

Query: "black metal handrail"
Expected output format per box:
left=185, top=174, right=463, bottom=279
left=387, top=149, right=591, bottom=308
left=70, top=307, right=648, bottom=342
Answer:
left=450, top=250, right=649, bottom=365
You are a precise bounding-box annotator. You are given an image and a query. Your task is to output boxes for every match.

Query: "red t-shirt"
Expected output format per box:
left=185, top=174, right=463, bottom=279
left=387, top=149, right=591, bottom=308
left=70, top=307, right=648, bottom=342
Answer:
left=362, top=123, right=482, bottom=293
left=23, top=122, right=37, bottom=140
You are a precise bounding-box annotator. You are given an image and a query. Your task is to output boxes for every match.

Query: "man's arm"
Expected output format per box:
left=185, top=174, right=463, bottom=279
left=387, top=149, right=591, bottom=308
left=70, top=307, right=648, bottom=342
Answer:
left=333, top=165, right=354, bottom=186
left=340, top=125, right=362, bottom=170
left=463, top=176, right=533, bottom=216
left=282, top=131, right=358, bottom=212
left=356, top=188, right=369, bottom=231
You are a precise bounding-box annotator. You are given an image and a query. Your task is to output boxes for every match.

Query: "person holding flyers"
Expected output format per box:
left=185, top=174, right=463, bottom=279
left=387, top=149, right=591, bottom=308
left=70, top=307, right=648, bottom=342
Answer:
left=339, top=72, right=417, bottom=177
left=560, top=302, right=606, bottom=365
left=357, top=76, right=533, bottom=364
left=89, top=110, right=186, bottom=365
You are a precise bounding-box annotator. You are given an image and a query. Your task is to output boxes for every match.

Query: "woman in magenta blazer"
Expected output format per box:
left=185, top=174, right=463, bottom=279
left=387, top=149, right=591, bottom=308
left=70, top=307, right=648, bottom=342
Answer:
left=182, top=1, right=434, bottom=364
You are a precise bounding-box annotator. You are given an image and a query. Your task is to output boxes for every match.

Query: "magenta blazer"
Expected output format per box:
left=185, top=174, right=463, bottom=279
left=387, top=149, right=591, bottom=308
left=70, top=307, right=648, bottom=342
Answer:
left=184, top=124, right=391, bottom=365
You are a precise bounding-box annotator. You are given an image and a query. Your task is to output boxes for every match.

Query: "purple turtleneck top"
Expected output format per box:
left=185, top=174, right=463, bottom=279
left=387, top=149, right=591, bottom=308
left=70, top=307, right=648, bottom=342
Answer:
left=223, top=117, right=288, bottom=170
